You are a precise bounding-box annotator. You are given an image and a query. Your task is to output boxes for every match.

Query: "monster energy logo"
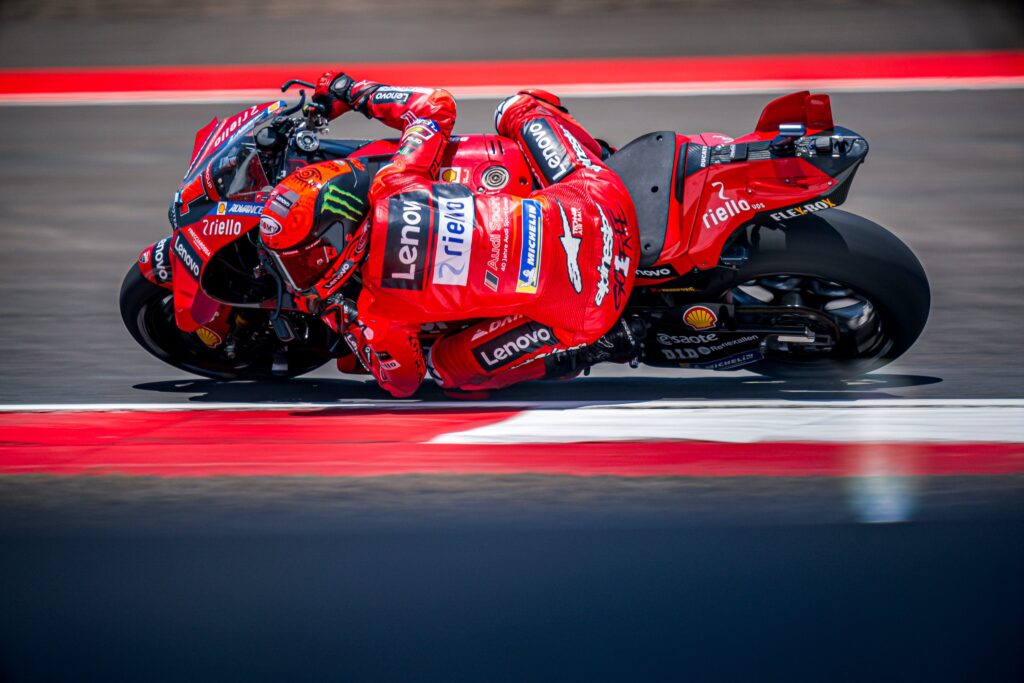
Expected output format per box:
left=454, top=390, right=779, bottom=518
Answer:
left=321, top=185, right=364, bottom=221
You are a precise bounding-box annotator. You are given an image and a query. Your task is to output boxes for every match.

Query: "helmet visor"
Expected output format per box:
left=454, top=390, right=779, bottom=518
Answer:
left=266, top=238, right=339, bottom=292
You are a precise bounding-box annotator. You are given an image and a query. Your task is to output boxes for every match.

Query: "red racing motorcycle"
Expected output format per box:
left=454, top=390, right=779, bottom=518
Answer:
left=120, top=81, right=929, bottom=382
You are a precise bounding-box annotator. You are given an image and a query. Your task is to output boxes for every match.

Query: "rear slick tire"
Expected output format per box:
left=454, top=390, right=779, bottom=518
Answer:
left=728, top=209, right=930, bottom=379
left=119, top=263, right=329, bottom=380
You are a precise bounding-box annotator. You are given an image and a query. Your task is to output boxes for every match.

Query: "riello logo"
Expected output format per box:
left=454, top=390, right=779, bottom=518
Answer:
left=702, top=181, right=764, bottom=229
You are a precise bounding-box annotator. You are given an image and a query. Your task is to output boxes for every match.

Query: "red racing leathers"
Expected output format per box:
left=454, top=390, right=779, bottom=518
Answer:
left=318, top=79, right=639, bottom=397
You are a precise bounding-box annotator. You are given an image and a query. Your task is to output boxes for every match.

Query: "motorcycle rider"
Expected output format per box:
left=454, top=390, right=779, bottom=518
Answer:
left=259, top=71, right=642, bottom=397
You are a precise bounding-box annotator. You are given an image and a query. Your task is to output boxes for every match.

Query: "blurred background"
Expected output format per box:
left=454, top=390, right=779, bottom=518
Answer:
left=0, top=1, right=1022, bottom=680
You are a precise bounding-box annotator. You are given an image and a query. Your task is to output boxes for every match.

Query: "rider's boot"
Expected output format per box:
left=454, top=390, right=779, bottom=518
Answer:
left=544, top=317, right=646, bottom=380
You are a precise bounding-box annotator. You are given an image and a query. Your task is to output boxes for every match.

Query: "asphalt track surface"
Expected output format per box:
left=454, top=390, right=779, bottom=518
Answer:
left=2, top=89, right=1021, bottom=682
left=1, top=89, right=1022, bottom=404
left=1, top=4, right=1023, bottom=681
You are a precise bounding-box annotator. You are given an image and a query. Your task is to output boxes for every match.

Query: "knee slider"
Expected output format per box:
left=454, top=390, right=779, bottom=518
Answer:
left=424, top=345, right=449, bottom=388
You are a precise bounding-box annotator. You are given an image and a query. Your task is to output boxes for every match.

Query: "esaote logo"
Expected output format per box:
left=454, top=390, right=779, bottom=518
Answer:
left=683, top=306, right=717, bottom=330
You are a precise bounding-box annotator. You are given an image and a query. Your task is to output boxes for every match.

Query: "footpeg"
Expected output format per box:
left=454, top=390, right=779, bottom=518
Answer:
left=272, top=316, right=296, bottom=342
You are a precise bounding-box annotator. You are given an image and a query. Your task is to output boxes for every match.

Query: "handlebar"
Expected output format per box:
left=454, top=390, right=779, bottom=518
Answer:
left=278, top=89, right=307, bottom=117
left=280, top=79, right=315, bottom=92
left=277, top=79, right=328, bottom=129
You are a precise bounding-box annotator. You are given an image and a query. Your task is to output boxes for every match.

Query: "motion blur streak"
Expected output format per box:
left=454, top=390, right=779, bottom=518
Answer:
left=1, top=51, right=1022, bottom=104
left=1, top=402, right=1021, bottom=477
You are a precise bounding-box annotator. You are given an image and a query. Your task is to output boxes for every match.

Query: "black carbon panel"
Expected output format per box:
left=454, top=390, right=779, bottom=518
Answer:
left=605, top=131, right=676, bottom=268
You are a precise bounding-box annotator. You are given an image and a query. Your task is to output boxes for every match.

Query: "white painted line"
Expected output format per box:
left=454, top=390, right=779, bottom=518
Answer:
left=4, top=401, right=1022, bottom=445
left=2, top=77, right=1022, bottom=106
left=2, top=399, right=1023, bottom=413
left=430, top=404, right=1024, bottom=444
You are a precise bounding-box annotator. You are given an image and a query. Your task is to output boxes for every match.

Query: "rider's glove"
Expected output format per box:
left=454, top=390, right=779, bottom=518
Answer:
left=313, top=72, right=354, bottom=120
left=320, top=294, right=376, bottom=373
left=518, top=88, right=569, bottom=113
left=313, top=71, right=379, bottom=120
left=320, top=292, right=358, bottom=335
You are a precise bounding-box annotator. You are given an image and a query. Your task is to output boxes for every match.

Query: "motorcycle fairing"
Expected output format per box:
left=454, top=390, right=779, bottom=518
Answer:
left=169, top=203, right=264, bottom=331
left=184, top=101, right=285, bottom=178
left=158, top=91, right=862, bottom=335
left=755, top=90, right=833, bottom=134
left=173, top=101, right=284, bottom=230
left=647, top=92, right=865, bottom=280
left=136, top=236, right=173, bottom=289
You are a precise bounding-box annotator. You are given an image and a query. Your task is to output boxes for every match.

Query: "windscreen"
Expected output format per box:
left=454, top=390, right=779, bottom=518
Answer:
left=172, top=103, right=282, bottom=228
left=201, top=132, right=272, bottom=202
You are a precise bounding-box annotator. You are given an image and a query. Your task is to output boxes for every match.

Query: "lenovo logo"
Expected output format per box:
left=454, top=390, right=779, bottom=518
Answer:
left=471, top=322, right=555, bottom=369
left=173, top=234, right=202, bottom=279
left=522, top=119, right=573, bottom=183
left=382, top=193, right=431, bottom=290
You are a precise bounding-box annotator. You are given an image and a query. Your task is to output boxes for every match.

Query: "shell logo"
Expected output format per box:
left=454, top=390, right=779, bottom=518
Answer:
left=195, top=327, right=222, bottom=348
left=683, top=305, right=717, bottom=330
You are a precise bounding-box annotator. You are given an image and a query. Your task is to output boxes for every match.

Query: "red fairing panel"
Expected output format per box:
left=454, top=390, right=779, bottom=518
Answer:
left=755, top=91, right=834, bottom=134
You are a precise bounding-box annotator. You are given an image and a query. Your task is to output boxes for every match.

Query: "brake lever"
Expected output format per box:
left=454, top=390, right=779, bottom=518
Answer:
left=280, top=79, right=316, bottom=92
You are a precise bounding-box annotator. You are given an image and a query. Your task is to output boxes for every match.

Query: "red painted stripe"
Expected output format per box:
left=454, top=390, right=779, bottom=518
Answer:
left=1, top=410, right=1020, bottom=478
left=1, top=51, right=1021, bottom=95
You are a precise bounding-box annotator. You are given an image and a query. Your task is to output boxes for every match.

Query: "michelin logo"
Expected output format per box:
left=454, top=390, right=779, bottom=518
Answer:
left=516, top=199, right=543, bottom=294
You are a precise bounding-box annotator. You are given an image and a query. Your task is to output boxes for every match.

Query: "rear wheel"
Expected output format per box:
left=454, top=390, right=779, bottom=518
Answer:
left=722, top=210, right=930, bottom=378
left=119, top=263, right=331, bottom=380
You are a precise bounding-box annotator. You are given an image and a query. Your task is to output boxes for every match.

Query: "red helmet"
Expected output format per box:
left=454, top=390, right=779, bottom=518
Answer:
left=260, top=159, right=371, bottom=291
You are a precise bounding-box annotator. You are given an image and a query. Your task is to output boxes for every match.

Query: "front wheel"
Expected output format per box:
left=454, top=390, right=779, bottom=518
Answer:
left=722, top=209, right=930, bottom=378
left=119, top=263, right=332, bottom=380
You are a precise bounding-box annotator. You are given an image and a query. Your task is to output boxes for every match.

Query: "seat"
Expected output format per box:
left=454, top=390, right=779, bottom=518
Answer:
left=604, top=131, right=677, bottom=268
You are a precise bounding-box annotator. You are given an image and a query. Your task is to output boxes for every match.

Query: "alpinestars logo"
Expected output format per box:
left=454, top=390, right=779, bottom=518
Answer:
left=321, top=185, right=364, bottom=221
left=556, top=202, right=582, bottom=293
left=594, top=205, right=614, bottom=306
left=560, top=125, right=601, bottom=174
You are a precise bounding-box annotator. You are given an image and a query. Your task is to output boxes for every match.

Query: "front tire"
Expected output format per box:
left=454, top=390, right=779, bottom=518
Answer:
left=119, top=263, right=331, bottom=380
left=726, top=209, right=930, bottom=378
